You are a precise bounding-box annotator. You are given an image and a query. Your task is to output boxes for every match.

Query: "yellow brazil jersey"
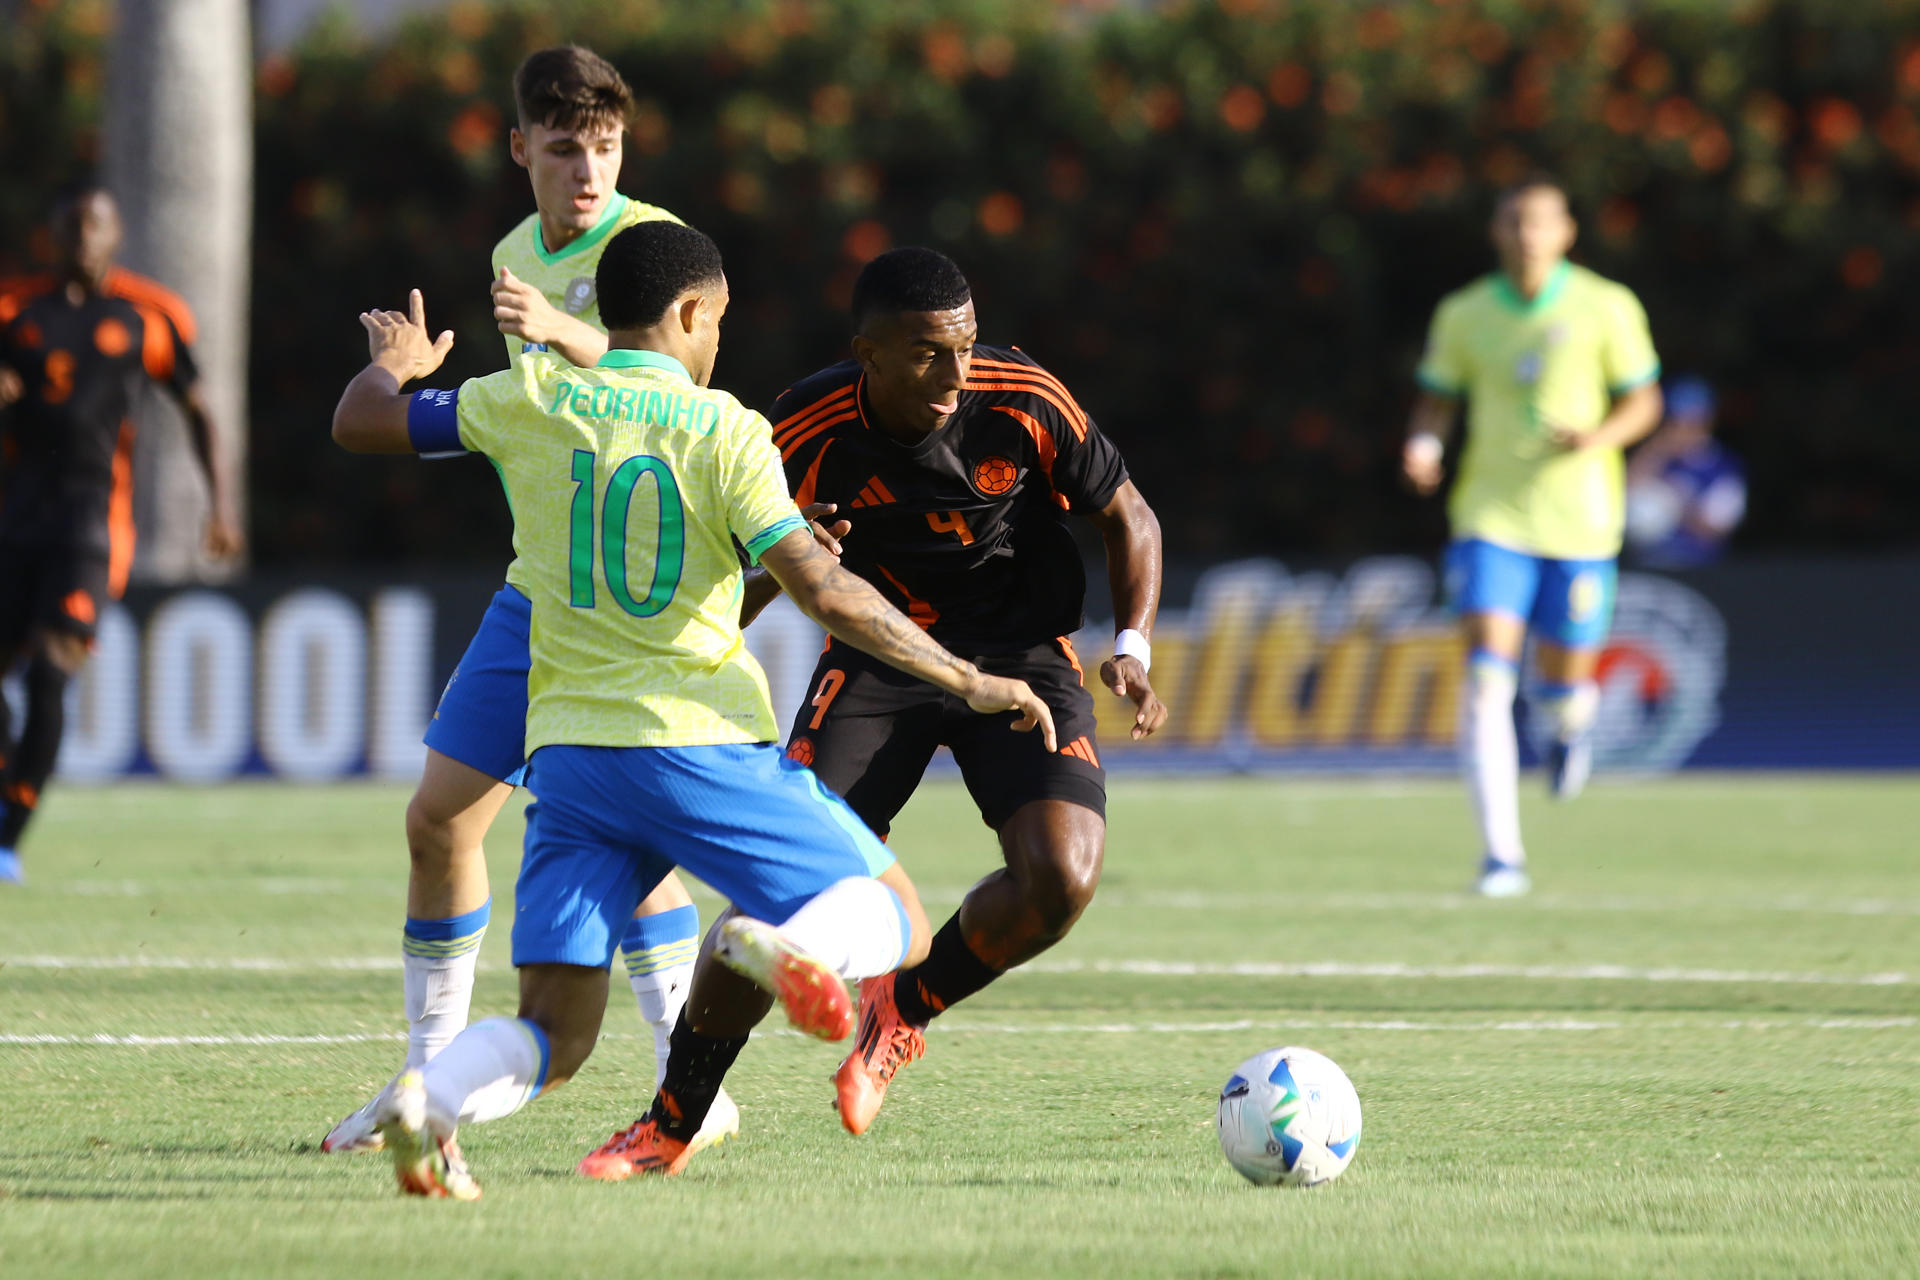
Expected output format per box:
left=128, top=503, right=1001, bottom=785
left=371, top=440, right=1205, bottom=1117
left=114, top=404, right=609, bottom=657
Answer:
left=409, top=349, right=808, bottom=751
left=1416, top=262, right=1659, bottom=560
left=487, top=194, right=683, bottom=592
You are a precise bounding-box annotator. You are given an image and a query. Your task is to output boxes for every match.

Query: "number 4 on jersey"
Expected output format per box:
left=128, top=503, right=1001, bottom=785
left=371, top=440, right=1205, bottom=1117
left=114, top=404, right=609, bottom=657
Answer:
left=927, top=510, right=975, bottom=545
left=568, top=448, right=685, bottom=617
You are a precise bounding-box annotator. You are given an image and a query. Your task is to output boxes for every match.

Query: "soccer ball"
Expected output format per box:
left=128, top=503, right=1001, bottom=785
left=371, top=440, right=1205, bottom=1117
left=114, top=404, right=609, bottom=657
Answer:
left=1216, top=1046, right=1362, bottom=1187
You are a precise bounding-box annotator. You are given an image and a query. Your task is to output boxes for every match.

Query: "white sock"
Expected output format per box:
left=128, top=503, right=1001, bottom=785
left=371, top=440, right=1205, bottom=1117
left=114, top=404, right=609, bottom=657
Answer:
left=1460, top=653, right=1525, bottom=867
left=401, top=900, right=490, bottom=1069
left=778, top=876, right=910, bottom=980
left=420, top=1016, right=549, bottom=1132
left=627, top=963, right=692, bottom=1089
left=619, top=904, right=701, bottom=1088
left=1534, top=680, right=1600, bottom=743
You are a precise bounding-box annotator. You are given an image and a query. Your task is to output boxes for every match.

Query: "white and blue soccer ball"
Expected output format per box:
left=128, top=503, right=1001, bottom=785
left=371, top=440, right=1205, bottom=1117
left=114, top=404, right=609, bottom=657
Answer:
left=1216, top=1046, right=1362, bottom=1187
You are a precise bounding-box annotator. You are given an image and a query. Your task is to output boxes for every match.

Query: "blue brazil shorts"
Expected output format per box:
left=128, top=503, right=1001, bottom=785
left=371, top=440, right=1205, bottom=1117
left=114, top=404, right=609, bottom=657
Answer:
left=1444, top=538, right=1617, bottom=651
left=512, top=742, right=898, bottom=969
left=423, top=584, right=532, bottom=787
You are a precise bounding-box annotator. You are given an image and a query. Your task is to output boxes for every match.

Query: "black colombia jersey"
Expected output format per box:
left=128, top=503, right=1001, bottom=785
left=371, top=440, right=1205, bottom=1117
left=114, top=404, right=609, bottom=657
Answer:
left=0, top=270, right=198, bottom=555
left=770, top=345, right=1127, bottom=653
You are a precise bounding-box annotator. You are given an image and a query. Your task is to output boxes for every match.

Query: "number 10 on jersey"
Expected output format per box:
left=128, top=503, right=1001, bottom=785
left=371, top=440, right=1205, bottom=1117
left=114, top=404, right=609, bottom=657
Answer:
left=568, top=449, right=685, bottom=618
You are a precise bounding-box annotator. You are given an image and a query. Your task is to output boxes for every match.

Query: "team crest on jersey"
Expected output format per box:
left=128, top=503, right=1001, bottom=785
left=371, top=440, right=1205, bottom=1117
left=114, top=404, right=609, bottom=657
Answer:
left=973, top=455, right=1018, bottom=496
left=563, top=277, right=596, bottom=314
left=1514, top=350, right=1543, bottom=385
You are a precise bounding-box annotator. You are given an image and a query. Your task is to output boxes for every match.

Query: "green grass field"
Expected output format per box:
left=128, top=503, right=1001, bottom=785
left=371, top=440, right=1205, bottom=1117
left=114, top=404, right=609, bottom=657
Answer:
left=2, top=775, right=1916, bottom=1278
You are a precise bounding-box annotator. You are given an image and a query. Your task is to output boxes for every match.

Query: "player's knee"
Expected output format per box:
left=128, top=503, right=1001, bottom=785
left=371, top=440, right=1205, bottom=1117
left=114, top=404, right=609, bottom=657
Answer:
left=1024, top=837, right=1105, bottom=937
left=403, top=793, right=459, bottom=870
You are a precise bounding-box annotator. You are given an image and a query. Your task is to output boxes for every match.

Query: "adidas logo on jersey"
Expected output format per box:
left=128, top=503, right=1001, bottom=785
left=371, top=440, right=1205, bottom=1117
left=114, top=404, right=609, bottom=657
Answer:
left=849, top=477, right=898, bottom=509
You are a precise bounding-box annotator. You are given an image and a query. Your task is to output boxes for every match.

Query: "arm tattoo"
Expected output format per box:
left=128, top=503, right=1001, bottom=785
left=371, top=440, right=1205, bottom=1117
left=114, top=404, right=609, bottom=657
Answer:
left=803, top=555, right=973, bottom=690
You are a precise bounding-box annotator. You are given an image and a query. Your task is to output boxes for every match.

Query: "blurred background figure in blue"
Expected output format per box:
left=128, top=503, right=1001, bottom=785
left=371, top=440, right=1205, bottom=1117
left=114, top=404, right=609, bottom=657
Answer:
left=1624, top=377, right=1745, bottom=570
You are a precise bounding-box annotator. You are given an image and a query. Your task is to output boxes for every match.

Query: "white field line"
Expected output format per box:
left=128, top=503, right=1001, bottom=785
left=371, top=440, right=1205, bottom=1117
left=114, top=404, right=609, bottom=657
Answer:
left=1023, top=959, right=1918, bottom=987
left=4, top=1015, right=1913, bottom=1049
left=4, top=954, right=1915, bottom=987
left=42, top=879, right=1920, bottom=918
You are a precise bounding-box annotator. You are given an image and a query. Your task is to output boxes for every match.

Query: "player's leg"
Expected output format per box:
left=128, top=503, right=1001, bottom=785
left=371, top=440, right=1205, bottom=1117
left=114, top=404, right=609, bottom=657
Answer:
left=1529, top=557, right=1617, bottom=801
left=0, top=549, right=107, bottom=881
left=1446, top=539, right=1535, bottom=896
left=576, top=742, right=916, bottom=1180
left=325, top=588, right=528, bottom=1152
left=380, top=744, right=656, bottom=1198
left=380, top=962, right=608, bottom=1201
left=837, top=639, right=1106, bottom=1134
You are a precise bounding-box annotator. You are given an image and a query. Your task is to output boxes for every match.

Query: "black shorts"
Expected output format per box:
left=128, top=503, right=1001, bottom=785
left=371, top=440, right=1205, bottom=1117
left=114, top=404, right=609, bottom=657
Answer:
left=784, top=636, right=1107, bottom=837
left=0, top=541, right=111, bottom=655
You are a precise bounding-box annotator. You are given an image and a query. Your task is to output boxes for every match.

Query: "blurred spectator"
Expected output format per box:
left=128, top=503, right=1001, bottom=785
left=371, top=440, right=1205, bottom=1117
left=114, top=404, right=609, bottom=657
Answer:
left=1624, top=377, right=1746, bottom=569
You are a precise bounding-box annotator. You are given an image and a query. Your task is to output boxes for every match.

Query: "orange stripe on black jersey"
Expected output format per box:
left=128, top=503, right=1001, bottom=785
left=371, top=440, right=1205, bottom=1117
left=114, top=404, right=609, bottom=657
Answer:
left=792, top=439, right=836, bottom=509
left=132, top=302, right=179, bottom=382
left=877, top=565, right=939, bottom=629
left=0, top=275, right=56, bottom=325
left=772, top=385, right=856, bottom=447
left=990, top=405, right=1070, bottom=510
left=102, top=268, right=198, bottom=344
left=967, top=359, right=1089, bottom=440
left=780, top=408, right=858, bottom=462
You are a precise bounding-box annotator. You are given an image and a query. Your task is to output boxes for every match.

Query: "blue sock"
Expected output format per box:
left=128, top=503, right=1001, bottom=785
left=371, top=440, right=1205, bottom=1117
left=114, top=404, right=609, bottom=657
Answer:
left=621, top=904, right=701, bottom=979
left=403, top=899, right=492, bottom=960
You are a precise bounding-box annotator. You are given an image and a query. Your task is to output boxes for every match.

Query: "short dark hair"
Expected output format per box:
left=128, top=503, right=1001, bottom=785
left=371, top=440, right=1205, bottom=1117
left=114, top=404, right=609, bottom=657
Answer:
left=51, top=177, right=109, bottom=215
left=597, top=221, right=725, bottom=330
left=1496, top=170, right=1569, bottom=210
left=851, top=247, right=972, bottom=332
left=512, top=45, right=633, bottom=133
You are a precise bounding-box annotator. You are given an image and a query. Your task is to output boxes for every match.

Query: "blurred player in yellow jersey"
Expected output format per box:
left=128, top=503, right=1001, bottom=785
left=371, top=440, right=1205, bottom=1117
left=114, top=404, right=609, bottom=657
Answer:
left=1403, top=174, right=1663, bottom=897
left=324, top=46, right=721, bottom=1153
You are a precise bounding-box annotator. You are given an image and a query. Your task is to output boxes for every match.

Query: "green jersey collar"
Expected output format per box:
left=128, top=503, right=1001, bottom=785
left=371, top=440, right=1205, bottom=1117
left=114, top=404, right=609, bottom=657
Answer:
left=1493, top=260, right=1571, bottom=315
left=533, top=193, right=629, bottom=265
left=596, top=349, right=691, bottom=381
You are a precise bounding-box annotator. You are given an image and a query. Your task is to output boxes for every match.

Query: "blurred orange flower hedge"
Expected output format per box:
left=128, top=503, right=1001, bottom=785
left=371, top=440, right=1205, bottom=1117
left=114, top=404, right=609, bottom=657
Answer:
left=3, top=0, right=1916, bottom=562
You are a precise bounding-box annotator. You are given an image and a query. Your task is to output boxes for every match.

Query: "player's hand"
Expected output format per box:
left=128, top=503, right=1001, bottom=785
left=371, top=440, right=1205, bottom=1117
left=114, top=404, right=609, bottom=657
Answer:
left=492, top=268, right=564, bottom=345
left=361, top=289, right=453, bottom=383
left=964, top=674, right=1058, bottom=753
left=1543, top=418, right=1595, bottom=451
left=1402, top=436, right=1444, bottom=495
left=0, top=365, right=22, bottom=407
left=801, top=502, right=852, bottom=559
left=1100, top=654, right=1167, bottom=740
left=203, top=512, right=245, bottom=560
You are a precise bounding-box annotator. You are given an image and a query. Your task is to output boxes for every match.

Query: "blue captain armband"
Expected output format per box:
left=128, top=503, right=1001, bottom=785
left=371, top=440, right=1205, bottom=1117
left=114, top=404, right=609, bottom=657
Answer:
left=408, top=387, right=466, bottom=457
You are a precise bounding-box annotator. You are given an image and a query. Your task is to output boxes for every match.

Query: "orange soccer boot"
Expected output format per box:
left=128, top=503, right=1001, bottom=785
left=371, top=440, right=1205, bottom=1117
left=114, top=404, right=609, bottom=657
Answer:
left=833, top=972, right=926, bottom=1135
left=576, top=1115, right=695, bottom=1181
left=713, top=917, right=855, bottom=1041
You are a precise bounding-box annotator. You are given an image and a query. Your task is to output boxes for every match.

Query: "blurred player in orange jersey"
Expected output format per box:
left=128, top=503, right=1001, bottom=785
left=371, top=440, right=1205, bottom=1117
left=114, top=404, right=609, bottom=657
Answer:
left=0, top=184, right=242, bottom=883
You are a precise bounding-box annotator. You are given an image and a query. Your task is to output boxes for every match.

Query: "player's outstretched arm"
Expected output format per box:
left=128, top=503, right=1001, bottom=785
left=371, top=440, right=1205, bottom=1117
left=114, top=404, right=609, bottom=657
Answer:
left=332, top=289, right=454, bottom=454
left=739, top=503, right=851, bottom=626
left=1083, top=480, right=1169, bottom=740
left=1403, top=392, right=1458, bottom=495
left=758, top=528, right=1057, bottom=751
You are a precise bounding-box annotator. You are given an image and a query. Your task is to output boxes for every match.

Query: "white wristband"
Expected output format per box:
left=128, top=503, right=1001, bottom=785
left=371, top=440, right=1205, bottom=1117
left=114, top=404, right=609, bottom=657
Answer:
left=1114, top=628, right=1152, bottom=672
left=1406, top=432, right=1444, bottom=466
